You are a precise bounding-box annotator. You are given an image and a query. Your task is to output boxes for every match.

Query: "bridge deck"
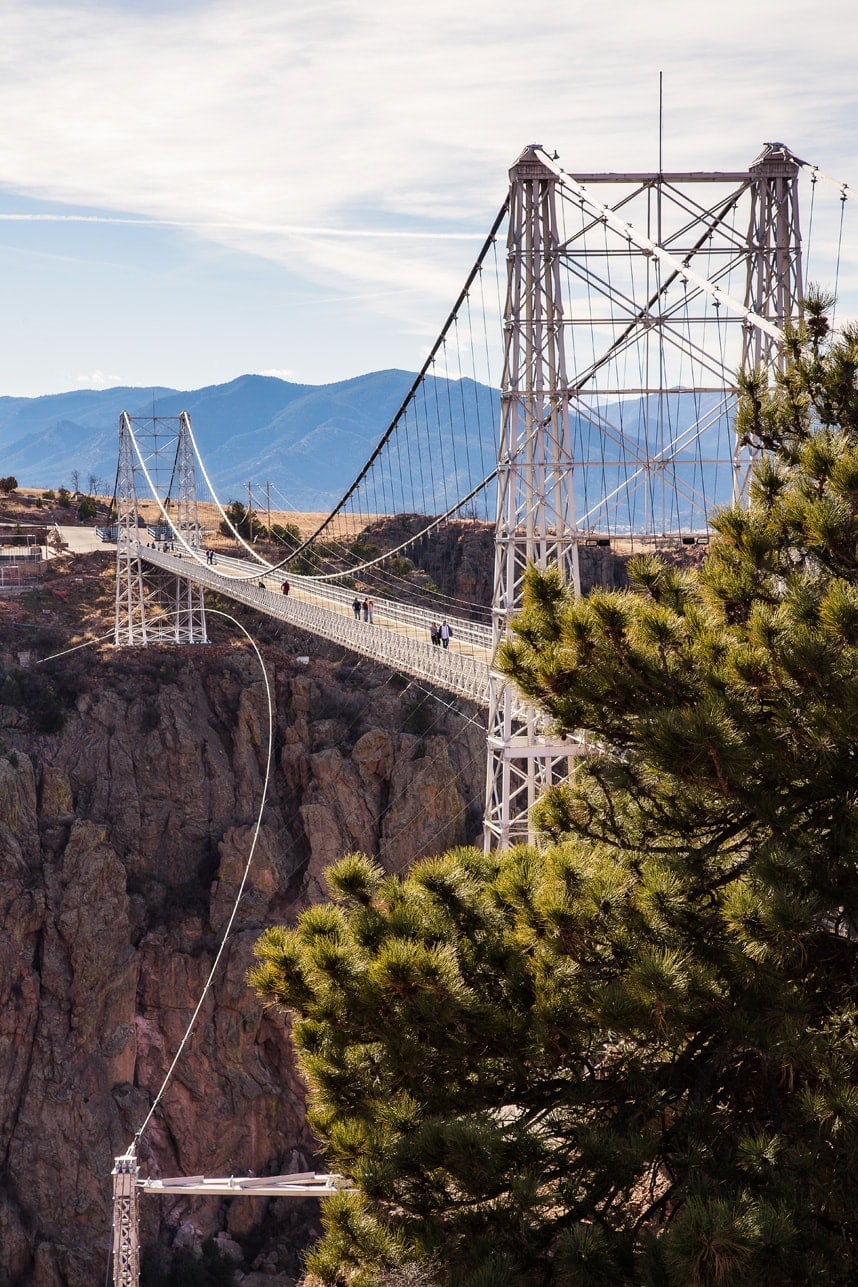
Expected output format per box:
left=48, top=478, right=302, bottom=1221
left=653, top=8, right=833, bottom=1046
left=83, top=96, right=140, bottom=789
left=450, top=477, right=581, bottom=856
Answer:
left=134, top=545, right=494, bottom=706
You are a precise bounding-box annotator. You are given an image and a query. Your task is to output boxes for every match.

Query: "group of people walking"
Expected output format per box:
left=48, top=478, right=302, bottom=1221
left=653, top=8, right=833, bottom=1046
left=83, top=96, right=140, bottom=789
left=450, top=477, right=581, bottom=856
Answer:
left=237, top=577, right=457, bottom=651
left=430, top=621, right=452, bottom=649
left=349, top=592, right=453, bottom=652
left=348, top=595, right=453, bottom=650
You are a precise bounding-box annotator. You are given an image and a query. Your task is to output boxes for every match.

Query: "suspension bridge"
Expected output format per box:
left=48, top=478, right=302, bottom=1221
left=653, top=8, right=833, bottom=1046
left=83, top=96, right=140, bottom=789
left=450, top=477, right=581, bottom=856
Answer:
left=105, top=139, right=849, bottom=1283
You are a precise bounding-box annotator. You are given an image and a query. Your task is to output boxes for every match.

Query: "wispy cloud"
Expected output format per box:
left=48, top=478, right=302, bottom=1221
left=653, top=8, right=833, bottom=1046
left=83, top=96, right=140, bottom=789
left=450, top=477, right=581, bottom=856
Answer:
left=0, top=211, right=484, bottom=240
left=0, top=0, right=855, bottom=395
left=76, top=368, right=123, bottom=389
left=2, top=2, right=854, bottom=258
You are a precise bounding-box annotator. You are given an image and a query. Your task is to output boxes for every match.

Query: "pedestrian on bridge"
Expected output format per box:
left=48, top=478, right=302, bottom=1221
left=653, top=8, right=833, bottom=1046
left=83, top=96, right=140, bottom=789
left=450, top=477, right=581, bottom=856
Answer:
left=362, top=598, right=369, bottom=622
left=440, top=620, right=451, bottom=649
left=281, top=579, right=290, bottom=596
left=430, top=623, right=440, bottom=646
left=367, top=598, right=374, bottom=624
left=352, top=597, right=361, bottom=619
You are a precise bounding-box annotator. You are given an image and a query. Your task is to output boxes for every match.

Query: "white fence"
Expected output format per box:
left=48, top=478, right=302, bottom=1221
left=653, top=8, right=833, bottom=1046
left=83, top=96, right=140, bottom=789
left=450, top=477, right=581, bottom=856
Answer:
left=135, top=544, right=492, bottom=706
left=211, top=552, right=494, bottom=650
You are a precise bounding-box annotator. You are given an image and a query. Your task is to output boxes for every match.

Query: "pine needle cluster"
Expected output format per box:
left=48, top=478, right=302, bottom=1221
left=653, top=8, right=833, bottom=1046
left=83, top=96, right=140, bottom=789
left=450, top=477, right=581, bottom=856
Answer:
left=251, top=301, right=858, bottom=1285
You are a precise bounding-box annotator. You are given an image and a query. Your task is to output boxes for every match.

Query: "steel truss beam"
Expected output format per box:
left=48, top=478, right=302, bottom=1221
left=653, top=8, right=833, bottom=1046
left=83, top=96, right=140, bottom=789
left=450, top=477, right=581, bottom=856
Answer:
left=110, top=1152, right=352, bottom=1286
left=484, top=143, right=802, bottom=849
left=111, top=1155, right=140, bottom=1287
left=735, top=143, right=803, bottom=497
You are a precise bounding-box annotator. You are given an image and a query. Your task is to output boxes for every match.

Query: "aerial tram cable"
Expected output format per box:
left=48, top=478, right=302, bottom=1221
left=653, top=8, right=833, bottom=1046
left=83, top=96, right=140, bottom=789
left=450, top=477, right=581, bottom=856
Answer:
left=103, top=606, right=275, bottom=1284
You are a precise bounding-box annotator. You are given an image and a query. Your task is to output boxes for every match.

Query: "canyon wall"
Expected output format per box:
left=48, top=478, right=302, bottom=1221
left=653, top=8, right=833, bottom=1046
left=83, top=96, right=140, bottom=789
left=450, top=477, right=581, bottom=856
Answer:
left=0, top=557, right=485, bottom=1286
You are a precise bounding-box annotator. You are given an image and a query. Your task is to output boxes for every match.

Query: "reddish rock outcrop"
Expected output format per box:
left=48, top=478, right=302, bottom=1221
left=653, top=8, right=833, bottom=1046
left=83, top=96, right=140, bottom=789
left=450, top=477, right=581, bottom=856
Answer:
left=0, top=580, right=485, bottom=1286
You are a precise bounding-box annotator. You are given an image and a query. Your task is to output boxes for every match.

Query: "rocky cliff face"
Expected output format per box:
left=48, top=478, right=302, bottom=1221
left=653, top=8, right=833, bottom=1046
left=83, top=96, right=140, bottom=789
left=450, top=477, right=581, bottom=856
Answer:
left=0, top=556, right=485, bottom=1286
left=351, top=516, right=708, bottom=613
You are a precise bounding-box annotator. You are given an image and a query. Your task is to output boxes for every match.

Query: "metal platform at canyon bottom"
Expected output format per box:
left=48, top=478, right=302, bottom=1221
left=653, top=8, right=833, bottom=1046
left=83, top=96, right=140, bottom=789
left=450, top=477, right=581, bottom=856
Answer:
left=138, top=1171, right=354, bottom=1197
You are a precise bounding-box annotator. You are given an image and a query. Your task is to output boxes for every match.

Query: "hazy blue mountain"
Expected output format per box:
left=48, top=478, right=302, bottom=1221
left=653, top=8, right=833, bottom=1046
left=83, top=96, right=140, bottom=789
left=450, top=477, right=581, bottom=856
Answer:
left=0, top=372, right=736, bottom=527
left=0, top=371, right=502, bottom=512
left=0, top=373, right=413, bottom=504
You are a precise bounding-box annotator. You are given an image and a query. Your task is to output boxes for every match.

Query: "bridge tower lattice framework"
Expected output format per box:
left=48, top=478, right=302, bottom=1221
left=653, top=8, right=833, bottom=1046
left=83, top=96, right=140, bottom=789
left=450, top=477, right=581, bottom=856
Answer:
left=484, top=142, right=803, bottom=849
left=115, top=411, right=208, bottom=646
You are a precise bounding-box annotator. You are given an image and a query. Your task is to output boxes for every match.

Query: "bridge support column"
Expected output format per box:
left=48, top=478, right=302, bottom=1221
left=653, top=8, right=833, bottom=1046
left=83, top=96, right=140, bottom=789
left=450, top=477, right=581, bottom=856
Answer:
left=115, top=412, right=208, bottom=646
left=111, top=1152, right=140, bottom=1287
left=485, top=145, right=581, bottom=849
left=485, top=685, right=586, bottom=847
left=734, top=142, right=803, bottom=499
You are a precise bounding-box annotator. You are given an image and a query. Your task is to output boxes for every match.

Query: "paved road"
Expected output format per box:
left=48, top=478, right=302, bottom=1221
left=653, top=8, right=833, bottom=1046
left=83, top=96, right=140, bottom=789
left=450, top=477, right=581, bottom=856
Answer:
left=54, top=526, right=112, bottom=554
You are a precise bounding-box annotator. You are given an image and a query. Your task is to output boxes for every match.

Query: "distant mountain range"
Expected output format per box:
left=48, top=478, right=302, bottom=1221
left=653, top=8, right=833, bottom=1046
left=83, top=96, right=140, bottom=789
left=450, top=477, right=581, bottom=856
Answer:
left=0, top=371, right=738, bottom=527
left=0, top=371, right=453, bottom=511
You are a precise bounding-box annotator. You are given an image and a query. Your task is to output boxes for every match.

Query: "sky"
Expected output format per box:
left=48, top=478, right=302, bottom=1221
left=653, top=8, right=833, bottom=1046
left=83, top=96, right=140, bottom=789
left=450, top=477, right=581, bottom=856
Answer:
left=0, top=0, right=856, bottom=398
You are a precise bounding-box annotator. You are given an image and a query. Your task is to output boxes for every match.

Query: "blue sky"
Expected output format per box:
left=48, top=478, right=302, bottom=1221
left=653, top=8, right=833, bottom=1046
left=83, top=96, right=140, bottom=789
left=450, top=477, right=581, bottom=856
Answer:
left=0, top=0, right=855, bottom=397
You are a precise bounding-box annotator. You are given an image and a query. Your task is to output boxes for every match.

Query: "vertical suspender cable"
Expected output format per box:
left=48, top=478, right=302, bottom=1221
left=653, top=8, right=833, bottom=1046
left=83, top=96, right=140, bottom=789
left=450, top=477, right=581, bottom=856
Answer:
left=833, top=185, right=848, bottom=325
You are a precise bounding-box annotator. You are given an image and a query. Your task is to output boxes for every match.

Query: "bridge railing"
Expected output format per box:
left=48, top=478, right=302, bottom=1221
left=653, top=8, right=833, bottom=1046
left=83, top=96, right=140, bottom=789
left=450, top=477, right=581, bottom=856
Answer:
left=132, top=544, right=491, bottom=706
left=206, top=552, right=494, bottom=651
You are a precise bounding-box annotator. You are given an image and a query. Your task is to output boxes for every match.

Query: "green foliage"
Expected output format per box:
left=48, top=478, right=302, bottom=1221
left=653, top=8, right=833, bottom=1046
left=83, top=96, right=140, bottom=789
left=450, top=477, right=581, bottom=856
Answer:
left=76, top=495, right=97, bottom=520
left=317, top=540, right=342, bottom=561
left=0, top=475, right=17, bottom=494
left=56, top=486, right=71, bottom=509
left=271, top=520, right=301, bottom=547
left=0, top=668, right=67, bottom=733
left=219, top=500, right=263, bottom=541
left=351, top=540, right=382, bottom=561
left=254, top=305, right=858, bottom=1283
left=387, top=555, right=413, bottom=576
left=292, top=546, right=321, bottom=575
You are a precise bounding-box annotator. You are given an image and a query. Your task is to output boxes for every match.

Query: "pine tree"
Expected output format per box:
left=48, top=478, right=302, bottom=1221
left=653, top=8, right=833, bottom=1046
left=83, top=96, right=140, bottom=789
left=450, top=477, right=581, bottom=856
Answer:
left=251, top=301, right=858, bottom=1285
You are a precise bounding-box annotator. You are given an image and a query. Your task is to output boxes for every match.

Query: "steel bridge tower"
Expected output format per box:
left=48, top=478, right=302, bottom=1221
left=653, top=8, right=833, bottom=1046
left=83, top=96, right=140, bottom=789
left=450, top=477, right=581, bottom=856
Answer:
left=734, top=141, right=805, bottom=497
left=115, top=412, right=208, bottom=646
left=484, top=146, right=584, bottom=848
left=485, top=142, right=802, bottom=848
